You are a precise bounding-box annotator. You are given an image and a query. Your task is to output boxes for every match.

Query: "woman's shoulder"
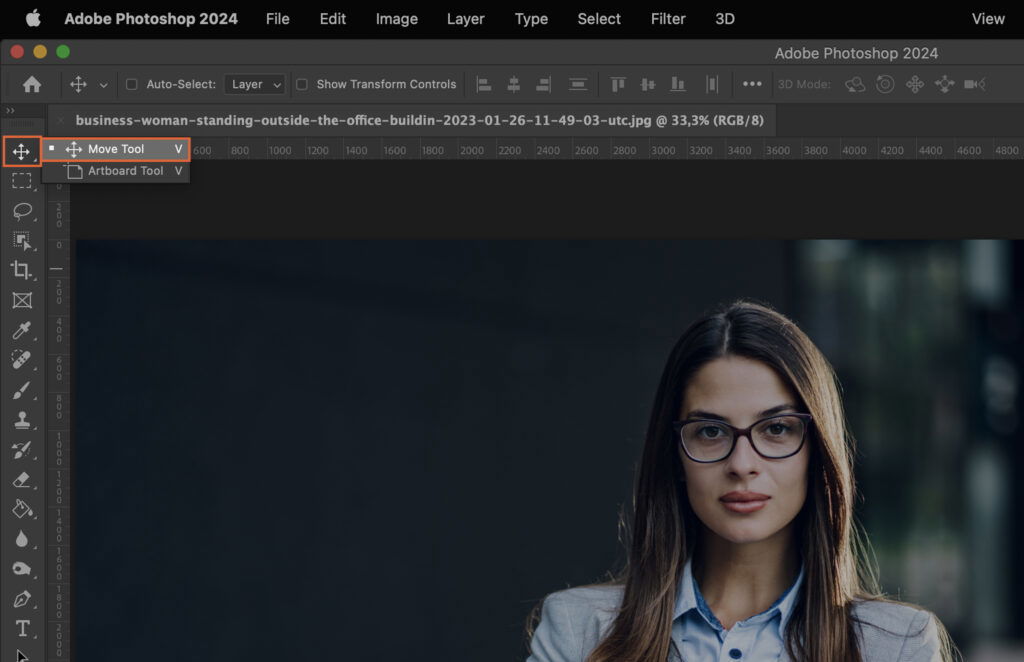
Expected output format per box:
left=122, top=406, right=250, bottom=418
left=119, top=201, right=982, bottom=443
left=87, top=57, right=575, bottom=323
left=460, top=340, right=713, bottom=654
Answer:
left=542, top=589, right=935, bottom=626
left=849, top=598, right=943, bottom=661
left=532, top=589, right=944, bottom=662
left=850, top=597, right=931, bottom=627
left=544, top=584, right=625, bottom=638
left=544, top=583, right=624, bottom=618
left=527, top=584, right=625, bottom=661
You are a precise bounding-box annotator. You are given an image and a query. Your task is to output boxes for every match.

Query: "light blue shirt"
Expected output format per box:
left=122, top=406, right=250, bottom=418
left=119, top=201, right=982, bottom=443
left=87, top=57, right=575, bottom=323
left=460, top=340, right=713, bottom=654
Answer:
left=671, top=557, right=805, bottom=662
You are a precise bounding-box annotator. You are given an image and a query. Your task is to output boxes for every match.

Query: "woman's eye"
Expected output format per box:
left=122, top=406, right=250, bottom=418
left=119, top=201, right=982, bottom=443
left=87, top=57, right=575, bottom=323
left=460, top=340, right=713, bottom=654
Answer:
left=699, top=426, right=724, bottom=438
left=766, top=423, right=789, bottom=435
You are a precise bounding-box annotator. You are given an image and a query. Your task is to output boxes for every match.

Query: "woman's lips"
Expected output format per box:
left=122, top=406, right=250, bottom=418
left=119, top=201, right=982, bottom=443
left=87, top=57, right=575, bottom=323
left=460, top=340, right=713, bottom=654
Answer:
left=721, top=499, right=767, bottom=513
left=720, top=491, right=770, bottom=513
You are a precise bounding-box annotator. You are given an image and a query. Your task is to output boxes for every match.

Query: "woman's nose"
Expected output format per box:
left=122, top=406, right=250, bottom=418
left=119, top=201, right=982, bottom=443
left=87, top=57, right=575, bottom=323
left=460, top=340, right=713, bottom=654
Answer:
left=725, top=433, right=760, bottom=473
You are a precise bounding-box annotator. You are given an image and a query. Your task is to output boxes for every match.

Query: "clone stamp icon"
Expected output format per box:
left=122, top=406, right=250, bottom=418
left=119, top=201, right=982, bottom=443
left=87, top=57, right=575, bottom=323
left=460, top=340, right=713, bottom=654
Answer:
left=26, top=9, right=41, bottom=27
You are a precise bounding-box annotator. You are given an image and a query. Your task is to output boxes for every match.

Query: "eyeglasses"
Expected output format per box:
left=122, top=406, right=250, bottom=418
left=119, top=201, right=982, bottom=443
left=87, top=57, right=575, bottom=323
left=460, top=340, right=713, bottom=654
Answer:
left=672, top=413, right=813, bottom=463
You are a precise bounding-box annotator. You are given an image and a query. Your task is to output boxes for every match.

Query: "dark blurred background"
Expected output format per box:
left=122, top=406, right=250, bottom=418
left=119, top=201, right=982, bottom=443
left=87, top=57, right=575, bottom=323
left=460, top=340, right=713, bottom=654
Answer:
left=75, top=240, right=1022, bottom=661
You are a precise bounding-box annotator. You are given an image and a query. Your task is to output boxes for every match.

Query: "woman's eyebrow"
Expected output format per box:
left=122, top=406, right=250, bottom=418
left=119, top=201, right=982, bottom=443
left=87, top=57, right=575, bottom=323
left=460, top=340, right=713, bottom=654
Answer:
left=683, top=403, right=799, bottom=421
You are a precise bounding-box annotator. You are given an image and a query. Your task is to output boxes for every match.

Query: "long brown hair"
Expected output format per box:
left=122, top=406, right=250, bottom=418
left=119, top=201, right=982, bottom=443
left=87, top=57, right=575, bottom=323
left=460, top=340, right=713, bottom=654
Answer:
left=525, top=299, right=959, bottom=661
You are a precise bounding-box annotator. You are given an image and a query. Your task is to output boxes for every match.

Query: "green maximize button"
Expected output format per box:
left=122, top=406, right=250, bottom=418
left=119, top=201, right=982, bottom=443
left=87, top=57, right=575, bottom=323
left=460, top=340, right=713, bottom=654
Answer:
left=56, top=44, right=70, bottom=59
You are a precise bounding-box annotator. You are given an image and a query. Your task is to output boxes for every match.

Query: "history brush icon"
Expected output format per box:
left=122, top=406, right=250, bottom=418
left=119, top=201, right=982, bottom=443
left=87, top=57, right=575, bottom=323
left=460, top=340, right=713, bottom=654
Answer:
left=12, top=441, right=32, bottom=459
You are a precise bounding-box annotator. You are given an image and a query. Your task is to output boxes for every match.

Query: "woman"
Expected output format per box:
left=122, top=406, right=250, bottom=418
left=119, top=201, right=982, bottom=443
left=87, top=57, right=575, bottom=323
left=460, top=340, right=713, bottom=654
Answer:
left=525, top=300, right=957, bottom=662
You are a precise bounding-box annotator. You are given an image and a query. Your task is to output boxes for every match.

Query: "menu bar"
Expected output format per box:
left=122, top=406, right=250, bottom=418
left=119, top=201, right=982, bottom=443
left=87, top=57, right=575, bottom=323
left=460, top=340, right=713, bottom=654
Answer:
left=1, top=8, right=1020, bottom=38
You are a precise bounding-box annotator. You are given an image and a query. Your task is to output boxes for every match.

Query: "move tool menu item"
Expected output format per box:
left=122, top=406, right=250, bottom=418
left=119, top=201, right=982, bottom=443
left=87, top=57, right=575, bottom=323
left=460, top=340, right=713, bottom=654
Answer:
left=41, top=137, right=192, bottom=162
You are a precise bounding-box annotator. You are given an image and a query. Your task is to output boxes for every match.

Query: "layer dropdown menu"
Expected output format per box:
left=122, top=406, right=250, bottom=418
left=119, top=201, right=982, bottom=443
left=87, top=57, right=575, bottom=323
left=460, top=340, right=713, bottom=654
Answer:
left=224, top=74, right=288, bottom=95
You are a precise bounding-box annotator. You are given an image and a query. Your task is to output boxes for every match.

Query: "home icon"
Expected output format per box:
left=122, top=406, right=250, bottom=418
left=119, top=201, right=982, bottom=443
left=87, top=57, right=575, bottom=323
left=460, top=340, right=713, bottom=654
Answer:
left=22, top=76, right=42, bottom=93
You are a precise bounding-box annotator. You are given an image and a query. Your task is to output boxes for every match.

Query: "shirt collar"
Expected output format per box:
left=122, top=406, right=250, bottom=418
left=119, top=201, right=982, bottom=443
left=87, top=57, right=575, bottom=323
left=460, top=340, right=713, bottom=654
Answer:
left=673, top=556, right=804, bottom=635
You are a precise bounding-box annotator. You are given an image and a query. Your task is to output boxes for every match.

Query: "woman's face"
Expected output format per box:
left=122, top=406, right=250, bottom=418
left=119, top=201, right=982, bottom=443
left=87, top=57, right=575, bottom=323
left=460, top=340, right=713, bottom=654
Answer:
left=678, top=355, right=810, bottom=546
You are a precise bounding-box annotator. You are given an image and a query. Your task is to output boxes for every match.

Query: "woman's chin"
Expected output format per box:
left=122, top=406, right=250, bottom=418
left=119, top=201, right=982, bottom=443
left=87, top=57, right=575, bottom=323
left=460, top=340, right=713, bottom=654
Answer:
left=712, top=523, right=775, bottom=545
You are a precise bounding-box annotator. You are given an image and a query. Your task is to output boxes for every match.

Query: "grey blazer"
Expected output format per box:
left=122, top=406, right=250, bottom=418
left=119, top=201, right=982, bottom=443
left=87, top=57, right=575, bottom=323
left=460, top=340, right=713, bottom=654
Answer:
left=526, top=585, right=943, bottom=661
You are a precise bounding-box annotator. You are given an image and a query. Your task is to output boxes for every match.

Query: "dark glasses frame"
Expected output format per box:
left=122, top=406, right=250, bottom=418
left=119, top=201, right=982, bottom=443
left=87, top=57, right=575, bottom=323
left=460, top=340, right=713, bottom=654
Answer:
left=671, top=412, right=814, bottom=463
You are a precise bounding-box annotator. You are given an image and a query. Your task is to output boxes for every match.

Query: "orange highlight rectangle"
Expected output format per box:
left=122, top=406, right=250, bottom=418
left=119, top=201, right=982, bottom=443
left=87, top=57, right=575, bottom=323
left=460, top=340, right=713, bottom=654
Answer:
left=40, top=137, right=192, bottom=163
left=2, top=135, right=43, bottom=167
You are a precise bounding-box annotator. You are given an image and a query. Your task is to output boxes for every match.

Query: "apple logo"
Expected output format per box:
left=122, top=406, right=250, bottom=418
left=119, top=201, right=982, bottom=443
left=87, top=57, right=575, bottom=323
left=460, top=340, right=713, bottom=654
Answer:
left=26, top=9, right=41, bottom=27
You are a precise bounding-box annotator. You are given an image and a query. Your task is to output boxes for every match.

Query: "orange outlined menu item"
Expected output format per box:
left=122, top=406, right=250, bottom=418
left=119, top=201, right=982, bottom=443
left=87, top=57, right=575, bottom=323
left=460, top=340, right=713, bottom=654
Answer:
left=5, top=136, right=191, bottom=165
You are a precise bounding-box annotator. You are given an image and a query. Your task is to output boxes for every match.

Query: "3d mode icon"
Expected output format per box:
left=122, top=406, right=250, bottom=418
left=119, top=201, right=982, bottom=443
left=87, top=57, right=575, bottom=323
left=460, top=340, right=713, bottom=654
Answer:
left=26, top=9, right=41, bottom=27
